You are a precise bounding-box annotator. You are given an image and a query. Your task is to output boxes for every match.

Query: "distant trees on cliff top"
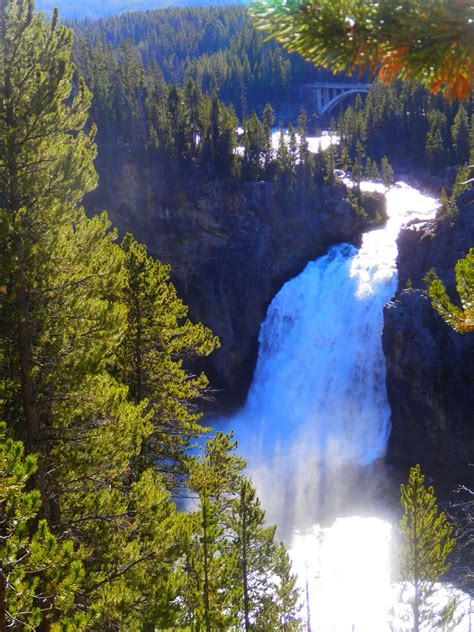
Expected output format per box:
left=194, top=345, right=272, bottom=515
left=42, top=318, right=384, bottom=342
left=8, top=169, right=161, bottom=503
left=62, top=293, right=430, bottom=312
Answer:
left=37, top=0, right=247, bottom=20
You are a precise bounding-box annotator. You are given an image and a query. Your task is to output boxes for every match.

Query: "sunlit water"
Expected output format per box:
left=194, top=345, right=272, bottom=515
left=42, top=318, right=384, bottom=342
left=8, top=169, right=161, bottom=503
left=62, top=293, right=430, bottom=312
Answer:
left=227, top=178, right=473, bottom=629
left=235, top=130, right=339, bottom=159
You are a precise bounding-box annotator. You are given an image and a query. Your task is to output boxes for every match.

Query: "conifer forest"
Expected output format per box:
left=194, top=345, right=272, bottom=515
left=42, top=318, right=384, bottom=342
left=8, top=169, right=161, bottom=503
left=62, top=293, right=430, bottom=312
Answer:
left=0, top=0, right=473, bottom=630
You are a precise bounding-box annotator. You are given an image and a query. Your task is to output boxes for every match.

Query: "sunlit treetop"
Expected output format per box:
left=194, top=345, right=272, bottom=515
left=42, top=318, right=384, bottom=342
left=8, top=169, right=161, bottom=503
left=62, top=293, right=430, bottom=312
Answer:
left=250, top=0, right=474, bottom=100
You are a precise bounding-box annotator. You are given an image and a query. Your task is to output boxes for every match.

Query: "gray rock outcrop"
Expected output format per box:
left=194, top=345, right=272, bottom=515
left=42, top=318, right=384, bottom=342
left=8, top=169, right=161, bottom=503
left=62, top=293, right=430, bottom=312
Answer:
left=383, top=192, right=474, bottom=482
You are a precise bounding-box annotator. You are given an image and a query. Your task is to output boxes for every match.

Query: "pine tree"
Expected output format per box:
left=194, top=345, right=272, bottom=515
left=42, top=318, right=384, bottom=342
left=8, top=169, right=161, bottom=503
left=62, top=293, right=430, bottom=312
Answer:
left=381, top=156, right=394, bottom=187
left=395, top=465, right=456, bottom=632
left=85, top=467, right=182, bottom=630
left=370, top=159, right=380, bottom=182
left=364, top=157, right=374, bottom=181
left=228, top=479, right=302, bottom=631
left=287, top=123, right=298, bottom=188
left=451, top=104, right=470, bottom=165
left=262, top=103, right=275, bottom=176
left=271, top=544, right=302, bottom=631
left=437, top=186, right=458, bottom=221
left=0, top=4, right=181, bottom=626
left=0, top=0, right=136, bottom=515
left=323, top=144, right=336, bottom=190
left=251, top=0, right=474, bottom=100
left=117, top=233, right=219, bottom=484
left=425, top=110, right=448, bottom=173
left=0, top=423, right=90, bottom=630
left=339, top=144, right=351, bottom=171
left=352, top=157, right=362, bottom=190
left=429, top=249, right=474, bottom=333
left=183, top=432, right=246, bottom=631
left=275, top=127, right=292, bottom=189
left=244, top=111, right=266, bottom=181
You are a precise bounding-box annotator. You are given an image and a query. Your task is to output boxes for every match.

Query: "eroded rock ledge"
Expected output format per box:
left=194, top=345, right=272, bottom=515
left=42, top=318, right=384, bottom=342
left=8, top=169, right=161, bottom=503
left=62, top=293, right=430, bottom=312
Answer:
left=383, top=190, right=474, bottom=484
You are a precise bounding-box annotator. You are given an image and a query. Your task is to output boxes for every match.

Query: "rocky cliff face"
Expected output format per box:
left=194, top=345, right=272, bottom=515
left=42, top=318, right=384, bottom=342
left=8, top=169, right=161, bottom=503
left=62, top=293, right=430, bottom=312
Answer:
left=383, top=191, right=474, bottom=483
left=87, top=160, right=384, bottom=409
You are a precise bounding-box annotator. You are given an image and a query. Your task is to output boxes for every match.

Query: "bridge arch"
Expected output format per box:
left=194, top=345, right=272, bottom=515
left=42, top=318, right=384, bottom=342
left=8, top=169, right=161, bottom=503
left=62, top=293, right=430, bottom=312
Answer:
left=306, top=82, right=371, bottom=115
left=321, top=87, right=370, bottom=115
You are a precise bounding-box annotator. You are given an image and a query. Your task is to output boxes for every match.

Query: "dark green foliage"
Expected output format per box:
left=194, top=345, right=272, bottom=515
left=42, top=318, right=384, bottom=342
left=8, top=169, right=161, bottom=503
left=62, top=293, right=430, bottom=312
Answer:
left=72, top=6, right=326, bottom=115
left=184, top=432, right=246, bottom=631
left=395, top=465, right=456, bottom=632
left=381, top=156, right=394, bottom=187
left=335, top=80, right=472, bottom=176
left=429, top=249, right=474, bottom=333
left=228, top=479, right=302, bottom=631
left=117, top=233, right=219, bottom=484
left=182, top=433, right=302, bottom=632
left=451, top=105, right=470, bottom=165
left=0, top=423, right=90, bottom=630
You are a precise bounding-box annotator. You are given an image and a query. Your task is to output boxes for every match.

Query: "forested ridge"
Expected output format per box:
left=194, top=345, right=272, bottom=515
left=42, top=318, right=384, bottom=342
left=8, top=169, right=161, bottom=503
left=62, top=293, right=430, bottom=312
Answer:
left=37, top=0, right=246, bottom=20
left=70, top=6, right=473, bottom=199
left=72, top=6, right=326, bottom=112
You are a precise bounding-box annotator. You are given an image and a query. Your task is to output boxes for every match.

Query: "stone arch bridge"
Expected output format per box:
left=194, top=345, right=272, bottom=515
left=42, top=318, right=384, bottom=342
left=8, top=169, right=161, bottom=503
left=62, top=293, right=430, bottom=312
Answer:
left=305, top=82, right=371, bottom=115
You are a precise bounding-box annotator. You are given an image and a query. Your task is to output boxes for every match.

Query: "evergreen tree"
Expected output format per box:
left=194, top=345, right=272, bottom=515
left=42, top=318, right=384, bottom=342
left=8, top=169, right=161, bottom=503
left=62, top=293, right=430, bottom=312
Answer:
left=275, top=128, right=292, bottom=190
left=243, top=111, right=265, bottom=181
left=451, top=104, right=470, bottom=165
left=85, top=467, right=183, bottom=630
left=117, top=233, right=219, bottom=484
left=262, top=102, right=276, bottom=175
left=183, top=432, right=246, bottom=631
left=425, top=110, right=448, bottom=173
left=251, top=0, right=474, bottom=100
left=287, top=123, right=298, bottom=189
left=0, top=4, right=188, bottom=626
left=271, top=544, right=302, bottom=631
left=313, top=142, right=325, bottom=188
left=228, top=479, right=302, bottom=631
left=370, top=159, right=380, bottom=182
left=395, top=465, right=456, bottom=632
left=297, top=108, right=312, bottom=194
left=429, top=249, right=474, bottom=333
left=352, top=157, right=362, bottom=190
left=437, top=186, right=458, bottom=221
left=339, top=144, right=351, bottom=171
left=381, top=156, right=394, bottom=187
left=0, top=0, right=134, bottom=517
left=0, top=423, right=90, bottom=630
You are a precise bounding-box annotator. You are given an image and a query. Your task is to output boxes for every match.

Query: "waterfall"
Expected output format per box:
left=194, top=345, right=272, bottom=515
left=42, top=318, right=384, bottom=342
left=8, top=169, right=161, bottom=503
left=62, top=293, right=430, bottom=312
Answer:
left=228, top=182, right=450, bottom=631
left=231, top=183, right=438, bottom=531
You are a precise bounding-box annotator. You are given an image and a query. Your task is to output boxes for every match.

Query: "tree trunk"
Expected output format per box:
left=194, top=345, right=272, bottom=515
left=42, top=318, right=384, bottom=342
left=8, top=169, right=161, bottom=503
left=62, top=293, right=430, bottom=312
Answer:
left=0, top=572, right=6, bottom=632
left=133, top=296, right=144, bottom=403
left=413, top=485, right=420, bottom=632
left=241, top=485, right=250, bottom=632
left=202, top=497, right=211, bottom=632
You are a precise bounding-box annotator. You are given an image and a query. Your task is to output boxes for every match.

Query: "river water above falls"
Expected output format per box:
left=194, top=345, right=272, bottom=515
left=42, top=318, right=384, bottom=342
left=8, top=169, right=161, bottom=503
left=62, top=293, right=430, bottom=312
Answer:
left=227, top=180, right=473, bottom=630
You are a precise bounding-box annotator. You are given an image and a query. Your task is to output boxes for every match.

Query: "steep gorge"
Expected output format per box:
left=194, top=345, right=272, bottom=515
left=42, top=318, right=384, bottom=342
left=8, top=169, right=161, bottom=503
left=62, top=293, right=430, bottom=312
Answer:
left=86, top=158, right=384, bottom=407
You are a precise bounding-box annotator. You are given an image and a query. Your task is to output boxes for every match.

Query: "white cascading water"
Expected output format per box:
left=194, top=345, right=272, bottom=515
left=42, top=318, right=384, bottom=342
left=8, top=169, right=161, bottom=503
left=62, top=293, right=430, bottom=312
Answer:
left=232, top=182, right=438, bottom=527
left=229, top=167, right=472, bottom=629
